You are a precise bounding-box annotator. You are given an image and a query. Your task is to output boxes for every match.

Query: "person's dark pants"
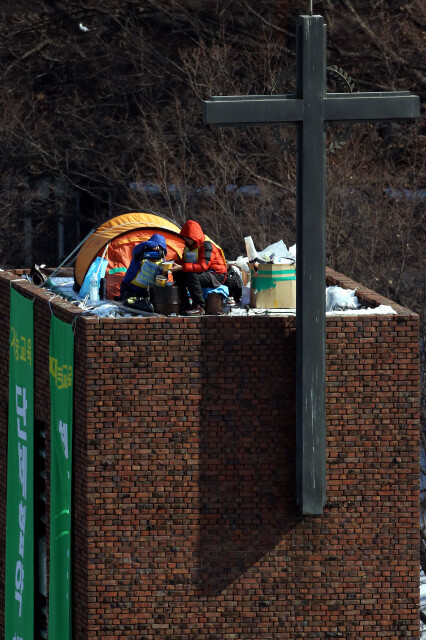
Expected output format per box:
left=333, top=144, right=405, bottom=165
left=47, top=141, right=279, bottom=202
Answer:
left=120, top=282, right=150, bottom=300
left=174, top=271, right=223, bottom=308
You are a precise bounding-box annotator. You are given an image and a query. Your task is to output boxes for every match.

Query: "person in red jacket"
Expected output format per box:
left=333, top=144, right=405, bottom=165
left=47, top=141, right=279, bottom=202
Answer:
left=172, top=220, right=227, bottom=316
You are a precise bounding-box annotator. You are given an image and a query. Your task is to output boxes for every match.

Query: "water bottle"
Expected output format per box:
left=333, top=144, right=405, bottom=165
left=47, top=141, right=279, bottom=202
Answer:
left=89, top=273, right=99, bottom=301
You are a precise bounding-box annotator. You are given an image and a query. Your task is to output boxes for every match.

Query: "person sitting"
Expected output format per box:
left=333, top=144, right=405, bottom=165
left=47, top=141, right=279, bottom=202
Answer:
left=171, top=220, right=227, bottom=316
left=120, top=233, right=167, bottom=300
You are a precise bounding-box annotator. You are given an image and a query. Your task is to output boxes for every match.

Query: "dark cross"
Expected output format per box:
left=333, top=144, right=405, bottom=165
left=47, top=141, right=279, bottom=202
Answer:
left=202, top=15, right=419, bottom=515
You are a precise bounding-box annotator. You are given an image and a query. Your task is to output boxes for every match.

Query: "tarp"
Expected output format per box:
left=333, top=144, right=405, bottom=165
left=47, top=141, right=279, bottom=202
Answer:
left=6, top=288, right=34, bottom=640
left=49, top=316, right=74, bottom=640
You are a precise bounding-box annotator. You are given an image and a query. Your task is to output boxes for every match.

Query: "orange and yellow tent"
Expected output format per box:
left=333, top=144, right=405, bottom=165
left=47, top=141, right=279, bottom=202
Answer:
left=74, top=212, right=186, bottom=299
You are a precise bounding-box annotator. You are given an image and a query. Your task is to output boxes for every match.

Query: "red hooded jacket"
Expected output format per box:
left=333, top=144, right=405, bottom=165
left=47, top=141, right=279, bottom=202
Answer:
left=178, top=220, right=227, bottom=276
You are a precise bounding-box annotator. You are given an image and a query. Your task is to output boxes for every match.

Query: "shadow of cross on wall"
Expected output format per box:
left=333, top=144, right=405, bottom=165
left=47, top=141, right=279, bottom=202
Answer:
left=202, top=14, right=420, bottom=515
left=197, top=319, right=300, bottom=596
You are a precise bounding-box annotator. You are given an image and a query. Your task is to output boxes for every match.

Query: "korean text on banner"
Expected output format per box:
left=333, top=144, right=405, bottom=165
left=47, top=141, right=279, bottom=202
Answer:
left=6, top=288, right=34, bottom=640
left=49, top=315, right=74, bottom=640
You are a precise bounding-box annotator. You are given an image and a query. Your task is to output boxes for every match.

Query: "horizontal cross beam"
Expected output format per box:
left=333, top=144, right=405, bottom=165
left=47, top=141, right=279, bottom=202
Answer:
left=203, top=92, right=419, bottom=126
left=203, top=97, right=303, bottom=126
left=208, top=90, right=412, bottom=102
left=325, top=93, right=419, bottom=121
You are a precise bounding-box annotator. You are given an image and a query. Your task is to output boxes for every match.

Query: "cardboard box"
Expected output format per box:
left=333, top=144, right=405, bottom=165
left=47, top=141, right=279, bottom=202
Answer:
left=250, top=263, right=296, bottom=309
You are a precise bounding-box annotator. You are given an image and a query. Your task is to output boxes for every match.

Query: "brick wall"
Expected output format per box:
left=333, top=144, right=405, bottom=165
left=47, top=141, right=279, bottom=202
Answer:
left=0, top=269, right=420, bottom=639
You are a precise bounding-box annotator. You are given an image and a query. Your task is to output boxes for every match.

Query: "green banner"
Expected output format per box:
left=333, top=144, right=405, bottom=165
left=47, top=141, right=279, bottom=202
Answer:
left=6, top=288, right=34, bottom=640
left=49, top=316, right=74, bottom=640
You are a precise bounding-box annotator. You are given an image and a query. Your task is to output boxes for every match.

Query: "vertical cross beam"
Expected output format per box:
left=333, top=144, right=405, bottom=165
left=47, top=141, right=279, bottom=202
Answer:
left=296, top=17, right=327, bottom=514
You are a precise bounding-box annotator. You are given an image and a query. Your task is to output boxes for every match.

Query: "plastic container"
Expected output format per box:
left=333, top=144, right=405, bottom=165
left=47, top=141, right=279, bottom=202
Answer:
left=89, top=274, right=99, bottom=301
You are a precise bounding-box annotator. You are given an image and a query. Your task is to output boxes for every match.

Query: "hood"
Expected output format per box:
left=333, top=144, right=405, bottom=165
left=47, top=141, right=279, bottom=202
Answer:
left=179, top=220, right=205, bottom=247
left=132, top=233, right=168, bottom=259
left=147, top=233, right=167, bottom=253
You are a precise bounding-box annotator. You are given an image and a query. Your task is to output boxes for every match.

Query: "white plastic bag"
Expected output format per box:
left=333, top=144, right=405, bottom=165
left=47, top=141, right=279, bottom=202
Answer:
left=326, top=286, right=360, bottom=312
left=258, top=239, right=292, bottom=263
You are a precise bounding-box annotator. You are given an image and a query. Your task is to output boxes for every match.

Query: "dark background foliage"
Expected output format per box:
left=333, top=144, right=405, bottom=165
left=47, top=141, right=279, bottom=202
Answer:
left=0, top=1, right=424, bottom=276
